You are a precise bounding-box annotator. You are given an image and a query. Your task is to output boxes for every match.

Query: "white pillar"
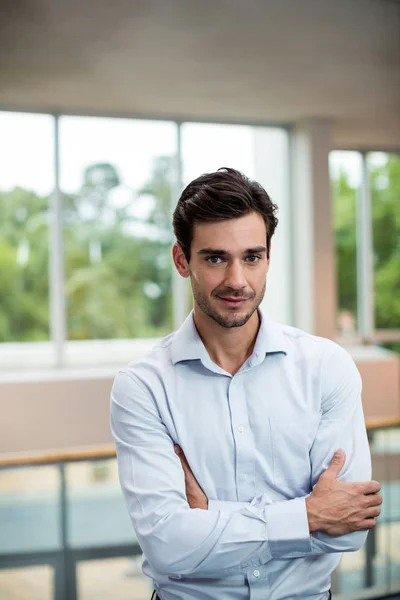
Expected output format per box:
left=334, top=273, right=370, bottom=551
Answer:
left=172, top=123, right=190, bottom=330
left=291, top=119, right=337, bottom=339
left=254, top=128, right=292, bottom=325
left=49, top=116, right=66, bottom=366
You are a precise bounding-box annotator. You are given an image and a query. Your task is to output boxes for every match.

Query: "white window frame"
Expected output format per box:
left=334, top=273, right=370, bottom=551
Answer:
left=0, top=108, right=291, bottom=369
left=334, top=149, right=400, bottom=347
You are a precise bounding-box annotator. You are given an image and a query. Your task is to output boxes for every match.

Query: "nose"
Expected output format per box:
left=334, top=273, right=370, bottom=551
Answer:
left=224, top=260, right=247, bottom=290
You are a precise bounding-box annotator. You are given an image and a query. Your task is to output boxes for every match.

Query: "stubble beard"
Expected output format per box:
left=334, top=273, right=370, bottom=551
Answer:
left=191, top=278, right=266, bottom=329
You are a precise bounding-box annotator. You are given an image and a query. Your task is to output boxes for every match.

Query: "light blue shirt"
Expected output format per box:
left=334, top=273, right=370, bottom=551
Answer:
left=110, top=310, right=371, bottom=600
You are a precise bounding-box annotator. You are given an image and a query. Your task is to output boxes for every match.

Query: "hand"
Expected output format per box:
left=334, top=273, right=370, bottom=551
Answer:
left=174, top=445, right=208, bottom=510
left=306, top=449, right=382, bottom=536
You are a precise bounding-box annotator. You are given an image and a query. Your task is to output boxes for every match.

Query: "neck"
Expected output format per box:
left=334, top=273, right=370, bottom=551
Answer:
left=193, top=306, right=260, bottom=375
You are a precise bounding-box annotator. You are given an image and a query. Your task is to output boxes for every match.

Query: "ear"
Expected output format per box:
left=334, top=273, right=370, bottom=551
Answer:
left=172, top=243, right=190, bottom=278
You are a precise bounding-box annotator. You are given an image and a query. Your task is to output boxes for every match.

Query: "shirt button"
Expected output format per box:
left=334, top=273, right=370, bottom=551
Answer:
left=253, top=569, right=260, bottom=578
left=238, top=425, right=244, bottom=433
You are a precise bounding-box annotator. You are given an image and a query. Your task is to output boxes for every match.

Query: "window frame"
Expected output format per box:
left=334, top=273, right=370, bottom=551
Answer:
left=0, top=108, right=291, bottom=368
left=333, top=149, right=400, bottom=346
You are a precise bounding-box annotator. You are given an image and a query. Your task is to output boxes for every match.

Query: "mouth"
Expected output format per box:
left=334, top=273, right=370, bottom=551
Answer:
left=217, top=296, right=249, bottom=308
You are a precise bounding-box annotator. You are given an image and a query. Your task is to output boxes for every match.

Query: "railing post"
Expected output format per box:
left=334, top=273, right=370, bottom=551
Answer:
left=365, top=528, right=376, bottom=588
left=365, top=429, right=376, bottom=588
left=59, top=463, right=77, bottom=600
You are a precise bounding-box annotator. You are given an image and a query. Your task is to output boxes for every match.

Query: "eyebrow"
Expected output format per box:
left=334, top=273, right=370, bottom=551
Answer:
left=197, top=246, right=267, bottom=256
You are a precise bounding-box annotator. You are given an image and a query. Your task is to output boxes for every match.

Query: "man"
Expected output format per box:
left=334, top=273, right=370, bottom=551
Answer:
left=110, top=168, right=381, bottom=600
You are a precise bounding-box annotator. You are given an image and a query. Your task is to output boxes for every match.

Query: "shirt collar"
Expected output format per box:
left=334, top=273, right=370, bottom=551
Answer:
left=170, top=309, right=288, bottom=366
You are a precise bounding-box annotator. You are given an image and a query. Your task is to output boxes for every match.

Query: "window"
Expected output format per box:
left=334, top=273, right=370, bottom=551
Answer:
left=0, top=112, right=54, bottom=342
left=59, top=117, right=178, bottom=340
left=0, top=111, right=289, bottom=367
left=330, top=150, right=400, bottom=348
left=369, top=153, right=400, bottom=339
left=330, top=151, right=362, bottom=337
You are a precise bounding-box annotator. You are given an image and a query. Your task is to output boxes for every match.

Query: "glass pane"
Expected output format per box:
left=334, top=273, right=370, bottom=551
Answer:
left=336, top=546, right=366, bottom=593
left=66, top=459, right=136, bottom=548
left=0, top=111, right=54, bottom=342
left=329, top=151, right=362, bottom=338
left=59, top=116, right=177, bottom=341
left=333, top=426, right=400, bottom=597
left=0, top=466, right=61, bottom=553
left=368, top=153, right=400, bottom=336
left=181, top=122, right=256, bottom=182
left=77, top=556, right=151, bottom=600
left=0, top=564, right=53, bottom=600
left=370, top=427, right=400, bottom=592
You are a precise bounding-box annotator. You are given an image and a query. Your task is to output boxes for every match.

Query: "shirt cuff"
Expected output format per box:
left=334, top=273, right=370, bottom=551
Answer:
left=265, top=497, right=312, bottom=557
left=208, top=500, right=249, bottom=514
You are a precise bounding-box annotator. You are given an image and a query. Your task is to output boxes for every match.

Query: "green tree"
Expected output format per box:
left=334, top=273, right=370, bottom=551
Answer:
left=332, top=153, right=400, bottom=351
left=370, top=155, right=400, bottom=331
left=332, top=170, right=358, bottom=319
left=0, top=187, right=50, bottom=341
left=65, top=158, right=174, bottom=340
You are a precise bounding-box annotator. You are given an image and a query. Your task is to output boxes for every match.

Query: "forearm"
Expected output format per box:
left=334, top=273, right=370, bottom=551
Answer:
left=117, top=444, right=313, bottom=577
left=211, top=496, right=366, bottom=557
left=209, top=490, right=368, bottom=559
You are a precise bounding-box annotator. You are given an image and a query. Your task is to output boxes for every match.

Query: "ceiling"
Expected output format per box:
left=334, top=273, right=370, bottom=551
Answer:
left=0, top=0, right=399, bottom=148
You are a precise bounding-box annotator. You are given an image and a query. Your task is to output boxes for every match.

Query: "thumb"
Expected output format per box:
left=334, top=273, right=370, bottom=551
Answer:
left=324, top=449, right=346, bottom=479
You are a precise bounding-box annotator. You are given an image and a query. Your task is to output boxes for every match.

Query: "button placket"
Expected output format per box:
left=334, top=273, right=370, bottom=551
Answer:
left=228, top=376, right=255, bottom=500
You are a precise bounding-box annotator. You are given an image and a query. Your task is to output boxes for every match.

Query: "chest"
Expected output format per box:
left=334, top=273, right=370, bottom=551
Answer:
left=158, top=358, right=321, bottom=499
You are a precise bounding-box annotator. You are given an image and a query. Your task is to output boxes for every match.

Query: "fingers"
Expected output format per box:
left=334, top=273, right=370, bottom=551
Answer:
left=363, top=493, right=383, bottom=508
left=340, top=480, right=381, bottom=496
left=358, top=518, right=377, bottom=530
left=174, top=444, right=182, bottom=457
left=324, top=449, right=346, bottom=479
left=365, top=505, right=381, bottom=518
left=360, top=480, right=381, bottom=494
left=174, top=445, right=193, bottom=477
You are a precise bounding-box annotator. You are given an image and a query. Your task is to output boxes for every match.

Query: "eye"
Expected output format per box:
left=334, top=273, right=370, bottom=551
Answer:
left=245, top=255, right=261, bottom=263
left=207, top=256, right=223, bottom=264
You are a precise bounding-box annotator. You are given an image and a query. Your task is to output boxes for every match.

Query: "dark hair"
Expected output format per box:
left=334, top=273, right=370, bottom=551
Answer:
left=172, top=167, right=279, bottom=261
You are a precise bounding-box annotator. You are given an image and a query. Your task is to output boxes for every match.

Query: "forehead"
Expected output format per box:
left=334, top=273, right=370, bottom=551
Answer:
left=191, top=211, right=267, bottom=251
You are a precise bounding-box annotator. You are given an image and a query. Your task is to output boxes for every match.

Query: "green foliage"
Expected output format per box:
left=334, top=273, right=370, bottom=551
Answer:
left=2, top=152, right=398, bottom=344
left=332, top=170, right=358, bottom=317
left=0, top=187, right=50, bottom=341
left=333, top=153, right=400, bottom=333
left=0, top=157, right=174, bottom=342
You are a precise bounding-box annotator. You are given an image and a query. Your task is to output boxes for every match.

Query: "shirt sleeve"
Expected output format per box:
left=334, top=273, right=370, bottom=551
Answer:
left=208, top=500, right=249, bottom=513
left=307, top=342, right=372, bottom=554
left=110, top=371, right=311, bottom=578
left=237, top=342, right=372, bottom=559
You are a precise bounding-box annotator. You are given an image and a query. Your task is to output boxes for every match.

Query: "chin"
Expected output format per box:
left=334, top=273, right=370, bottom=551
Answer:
left=213, top=311, right=254, bottom=329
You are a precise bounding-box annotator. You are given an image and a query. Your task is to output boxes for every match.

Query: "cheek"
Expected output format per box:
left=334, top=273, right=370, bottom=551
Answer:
left=249, top=269, right=267, bottom=290
left=193, top=266, right=221, bottom=289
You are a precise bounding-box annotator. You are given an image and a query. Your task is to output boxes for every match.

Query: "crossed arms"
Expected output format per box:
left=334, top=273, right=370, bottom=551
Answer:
left=110, top=345, right=381, bottom=578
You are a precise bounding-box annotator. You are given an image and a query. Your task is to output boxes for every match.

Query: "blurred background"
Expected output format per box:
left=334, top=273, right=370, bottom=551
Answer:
left=0, top=0, right=399, bottom=599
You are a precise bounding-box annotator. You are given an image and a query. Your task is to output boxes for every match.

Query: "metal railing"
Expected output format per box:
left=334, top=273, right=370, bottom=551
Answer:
left=0, top=418, right=399, bottom=600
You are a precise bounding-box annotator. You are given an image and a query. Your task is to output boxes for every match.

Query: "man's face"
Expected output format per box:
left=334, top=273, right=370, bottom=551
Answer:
left=187, top=211, right=270, bottom=328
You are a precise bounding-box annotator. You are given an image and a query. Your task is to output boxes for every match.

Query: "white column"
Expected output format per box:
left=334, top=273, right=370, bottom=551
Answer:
left=291, top=119, right=337, bottom=339
left=49, top=116, right=66, bottom=366
left=357, top=154, right=375, bottom=340
left=254, top=128, right=292, bottom=325
left=172, top=122, right=190, bottom=330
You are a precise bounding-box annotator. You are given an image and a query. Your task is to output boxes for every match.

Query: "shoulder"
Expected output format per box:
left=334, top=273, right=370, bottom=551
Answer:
left=277, top=324, right=362, bottom=408
left=279, top=323, right=340, bottom=358
left=112, top=331, right=177, bottom=397
left=279, top=322, right=360, bottom=380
